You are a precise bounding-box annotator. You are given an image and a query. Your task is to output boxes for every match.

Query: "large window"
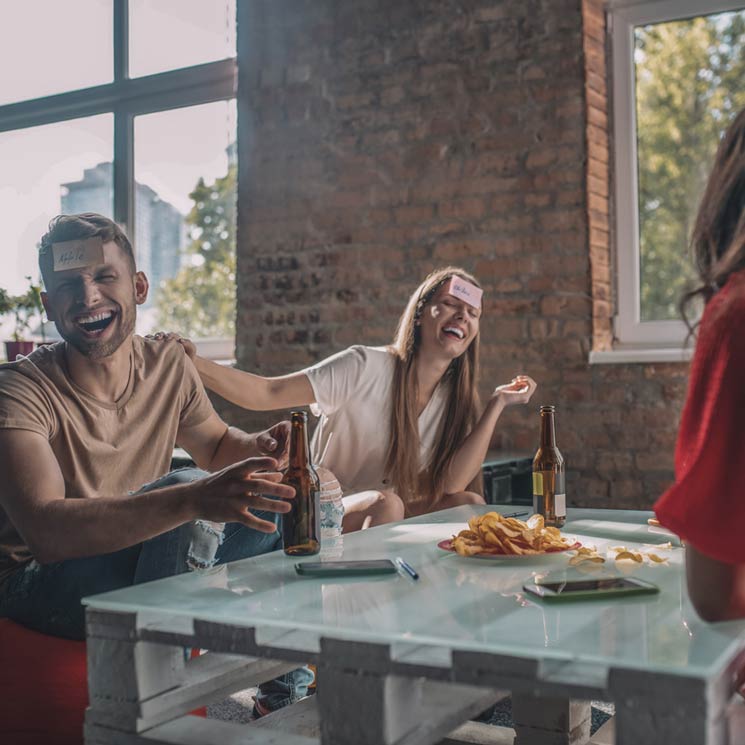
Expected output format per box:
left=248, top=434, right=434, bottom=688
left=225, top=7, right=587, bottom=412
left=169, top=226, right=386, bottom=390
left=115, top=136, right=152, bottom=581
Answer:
left=611, top=0, right=745, bottom=350
left=0, top=0, right=236, bottom=358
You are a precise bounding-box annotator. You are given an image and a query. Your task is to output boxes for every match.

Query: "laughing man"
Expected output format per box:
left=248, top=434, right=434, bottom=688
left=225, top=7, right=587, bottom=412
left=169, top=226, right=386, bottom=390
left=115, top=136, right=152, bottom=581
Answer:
left=0, top=212, right=312, bottom=712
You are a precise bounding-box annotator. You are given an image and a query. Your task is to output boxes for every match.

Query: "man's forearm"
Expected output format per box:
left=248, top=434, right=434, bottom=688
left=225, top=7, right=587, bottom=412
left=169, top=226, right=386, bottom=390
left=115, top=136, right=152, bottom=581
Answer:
left=29, top=484, right=196, bottom=564
left=207, top=426, right=259, bottom=471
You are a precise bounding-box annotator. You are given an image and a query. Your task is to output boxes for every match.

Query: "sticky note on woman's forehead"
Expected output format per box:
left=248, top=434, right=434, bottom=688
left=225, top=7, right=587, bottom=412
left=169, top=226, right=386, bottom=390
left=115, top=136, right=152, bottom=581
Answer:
left=52, top=237, right=105, bottom=272
left=447, top=276, right=482, bottom=308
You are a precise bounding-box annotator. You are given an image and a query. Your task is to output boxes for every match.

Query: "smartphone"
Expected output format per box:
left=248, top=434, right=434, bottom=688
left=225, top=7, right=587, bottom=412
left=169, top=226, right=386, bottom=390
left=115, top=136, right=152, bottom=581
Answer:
left=523, top=576, right=659, bottom=601
left=295, top=559, right=398, bottom=577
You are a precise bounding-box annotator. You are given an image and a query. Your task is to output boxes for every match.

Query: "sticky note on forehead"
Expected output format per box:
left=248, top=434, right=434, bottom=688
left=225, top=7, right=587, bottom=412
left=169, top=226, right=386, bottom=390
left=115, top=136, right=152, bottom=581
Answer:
left=52, top=237, right=105, bottom=272
left=447, top=276, right=482, bottom=308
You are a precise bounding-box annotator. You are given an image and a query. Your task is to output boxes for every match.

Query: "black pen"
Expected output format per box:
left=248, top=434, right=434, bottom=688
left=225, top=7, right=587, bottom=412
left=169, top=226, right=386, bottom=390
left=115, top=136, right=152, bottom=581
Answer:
left=395, top=557, right=419, bottom=581
left=503, top=511, right=529, bottom=519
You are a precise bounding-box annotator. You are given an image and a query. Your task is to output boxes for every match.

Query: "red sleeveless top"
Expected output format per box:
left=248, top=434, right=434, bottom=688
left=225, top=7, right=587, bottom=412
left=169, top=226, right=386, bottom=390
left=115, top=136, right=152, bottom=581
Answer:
left=655, top=270, right=745, bottom=563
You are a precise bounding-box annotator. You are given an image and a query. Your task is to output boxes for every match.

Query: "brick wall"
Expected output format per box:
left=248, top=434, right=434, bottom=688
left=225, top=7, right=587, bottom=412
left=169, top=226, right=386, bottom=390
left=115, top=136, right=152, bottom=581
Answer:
left=227, top=0, right=688, bottom=509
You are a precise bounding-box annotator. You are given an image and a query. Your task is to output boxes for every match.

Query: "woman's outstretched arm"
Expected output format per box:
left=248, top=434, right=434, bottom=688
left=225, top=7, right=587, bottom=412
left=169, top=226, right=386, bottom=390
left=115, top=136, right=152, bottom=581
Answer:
left=153, top=333, right=315, bottom=411
left=193, top=354, right=315, bottom=411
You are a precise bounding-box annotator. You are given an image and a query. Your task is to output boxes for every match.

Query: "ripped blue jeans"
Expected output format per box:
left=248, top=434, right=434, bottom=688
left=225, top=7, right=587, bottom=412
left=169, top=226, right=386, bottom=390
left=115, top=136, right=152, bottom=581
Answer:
left=0, top=468, right=313, bottom=711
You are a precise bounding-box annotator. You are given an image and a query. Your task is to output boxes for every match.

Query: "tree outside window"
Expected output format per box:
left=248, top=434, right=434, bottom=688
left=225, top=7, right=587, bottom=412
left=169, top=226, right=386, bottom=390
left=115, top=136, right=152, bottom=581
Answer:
left=635, top=10, right=745, bottom=322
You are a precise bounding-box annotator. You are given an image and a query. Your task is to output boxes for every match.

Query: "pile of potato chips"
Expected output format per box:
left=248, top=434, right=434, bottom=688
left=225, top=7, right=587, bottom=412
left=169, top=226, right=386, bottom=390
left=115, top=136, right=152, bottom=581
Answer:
left=451, top=512, right=576, bottom=556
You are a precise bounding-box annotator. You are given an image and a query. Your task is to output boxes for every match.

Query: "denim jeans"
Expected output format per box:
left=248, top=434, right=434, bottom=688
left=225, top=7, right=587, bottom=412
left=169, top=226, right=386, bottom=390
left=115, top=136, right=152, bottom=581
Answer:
left=0, top=467, right=313, bottom=711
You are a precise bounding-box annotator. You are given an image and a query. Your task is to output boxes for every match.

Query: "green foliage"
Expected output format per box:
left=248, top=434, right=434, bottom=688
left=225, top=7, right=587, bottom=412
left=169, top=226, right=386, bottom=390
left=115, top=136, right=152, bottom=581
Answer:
left=0, top=278, right=44, bottom=341
left=636, top=11, right=745, bottom=320
left=155, top=163, right=237, bottom=338
left=156, top=254, right=236, bottom=339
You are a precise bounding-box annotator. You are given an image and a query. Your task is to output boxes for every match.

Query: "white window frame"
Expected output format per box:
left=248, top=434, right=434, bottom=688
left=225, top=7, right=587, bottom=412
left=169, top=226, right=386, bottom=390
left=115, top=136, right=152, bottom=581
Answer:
left=604, top=0, right=745, bottom=361
left=0, top=0, right=237, bottom=361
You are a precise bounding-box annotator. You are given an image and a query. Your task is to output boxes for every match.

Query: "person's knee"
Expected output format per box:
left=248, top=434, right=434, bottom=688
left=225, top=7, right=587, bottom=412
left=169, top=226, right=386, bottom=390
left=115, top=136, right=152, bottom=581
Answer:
left=377, top=490, right=405, bottom=521
left=316, top=466, right=339, bottom=486
left=447, top=491, right=486, bottom=506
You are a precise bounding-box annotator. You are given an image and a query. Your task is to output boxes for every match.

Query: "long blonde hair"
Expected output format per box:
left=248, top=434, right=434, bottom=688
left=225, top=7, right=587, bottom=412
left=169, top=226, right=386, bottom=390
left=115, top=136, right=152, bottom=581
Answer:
left=384, top=267, right=483, bottom=504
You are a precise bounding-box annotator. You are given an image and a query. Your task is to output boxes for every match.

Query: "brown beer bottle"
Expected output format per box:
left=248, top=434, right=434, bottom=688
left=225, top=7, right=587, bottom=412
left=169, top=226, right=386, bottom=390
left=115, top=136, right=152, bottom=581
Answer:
left=282, top=411, right=321, bottom=556
left=532, top=405, right=566, bottom=528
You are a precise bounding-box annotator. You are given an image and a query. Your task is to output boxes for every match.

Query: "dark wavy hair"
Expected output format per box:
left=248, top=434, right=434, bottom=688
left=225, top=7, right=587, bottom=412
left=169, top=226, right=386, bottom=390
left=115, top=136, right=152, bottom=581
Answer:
left=680, top=107, right=745, bottom=333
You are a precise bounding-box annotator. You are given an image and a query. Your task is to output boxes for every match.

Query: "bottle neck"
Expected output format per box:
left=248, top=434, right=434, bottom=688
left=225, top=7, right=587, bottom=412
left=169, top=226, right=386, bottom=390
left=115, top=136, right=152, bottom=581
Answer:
left=289, top=415, right=312, bottom=469
left=539, top=410, right=556, bottom=448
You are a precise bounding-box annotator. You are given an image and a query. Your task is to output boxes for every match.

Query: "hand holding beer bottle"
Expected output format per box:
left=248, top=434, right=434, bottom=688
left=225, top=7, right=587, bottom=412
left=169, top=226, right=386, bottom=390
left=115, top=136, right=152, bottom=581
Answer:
left=282, top=411, right=321, bottom=556
left=532, top=405, right=566, bottom=528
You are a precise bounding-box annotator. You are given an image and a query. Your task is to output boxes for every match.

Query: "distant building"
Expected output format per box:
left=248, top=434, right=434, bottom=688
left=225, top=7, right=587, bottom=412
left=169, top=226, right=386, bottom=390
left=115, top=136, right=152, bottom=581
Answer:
left=60, top=163, right=184, bottom=307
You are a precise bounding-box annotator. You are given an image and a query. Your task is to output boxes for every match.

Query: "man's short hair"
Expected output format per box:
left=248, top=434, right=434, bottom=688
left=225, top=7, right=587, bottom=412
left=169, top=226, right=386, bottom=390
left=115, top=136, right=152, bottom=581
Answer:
left=39, top=213, right=136, bottom=284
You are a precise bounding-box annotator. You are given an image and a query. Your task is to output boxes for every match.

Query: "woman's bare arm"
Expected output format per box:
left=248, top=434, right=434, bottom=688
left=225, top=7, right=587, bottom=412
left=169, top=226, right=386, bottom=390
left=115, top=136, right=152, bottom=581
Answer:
left=150, top=333, right=316, bottom=412
left=193, top=356, right=315, bottom=411
left=442, top=376, right=537, bottom=494
left=686, top=544, right=745, bottom=621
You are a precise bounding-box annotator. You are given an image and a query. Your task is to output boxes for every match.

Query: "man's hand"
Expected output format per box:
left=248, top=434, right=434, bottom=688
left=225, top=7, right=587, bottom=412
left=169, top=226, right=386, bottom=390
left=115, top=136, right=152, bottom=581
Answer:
left=255, top=421, right=291, bottom=469
left=189, top=456, right=294, bottom=533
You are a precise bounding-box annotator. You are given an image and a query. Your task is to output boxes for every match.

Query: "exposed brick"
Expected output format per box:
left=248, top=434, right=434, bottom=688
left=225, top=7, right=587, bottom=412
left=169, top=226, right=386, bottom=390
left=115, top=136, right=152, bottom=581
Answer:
left=434, top=238, right=497, bottom=262
left=438, top=198, right=487, bottom=220
left=394, top=204, right=435, bottom=224
left=540, top=294, right=593, bottom=317
left=231, top=0, right=688, bottom=510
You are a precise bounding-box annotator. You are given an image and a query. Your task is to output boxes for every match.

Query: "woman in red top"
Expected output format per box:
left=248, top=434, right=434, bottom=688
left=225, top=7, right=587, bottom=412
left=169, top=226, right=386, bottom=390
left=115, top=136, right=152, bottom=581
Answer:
left=655, top=106, right=745, bottom=621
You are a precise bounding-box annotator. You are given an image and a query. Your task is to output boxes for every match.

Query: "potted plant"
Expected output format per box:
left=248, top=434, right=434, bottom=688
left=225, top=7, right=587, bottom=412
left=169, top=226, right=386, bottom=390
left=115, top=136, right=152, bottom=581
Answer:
left=0, top=278, right=45, bottom=361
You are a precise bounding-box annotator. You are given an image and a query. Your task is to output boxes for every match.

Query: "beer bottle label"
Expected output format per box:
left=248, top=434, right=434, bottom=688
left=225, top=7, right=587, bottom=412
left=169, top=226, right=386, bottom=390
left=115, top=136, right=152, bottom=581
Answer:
left=555, top=492, right=566, bottom=516
left=554, top=472, right=566, bottom=516
left=533, top=471, right=566, bottom=515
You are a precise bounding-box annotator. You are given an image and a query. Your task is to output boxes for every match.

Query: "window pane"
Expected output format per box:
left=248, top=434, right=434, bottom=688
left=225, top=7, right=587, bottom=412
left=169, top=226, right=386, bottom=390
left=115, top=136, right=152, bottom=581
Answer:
left=133, top=100, right=236, bottom=339
left=0, top=115, right=113, bottom=346
left=0, top=1, right=112, bottom=106
left=129, top=0, right=236, bottom=78
left=635, top=10, right=745, bottom=321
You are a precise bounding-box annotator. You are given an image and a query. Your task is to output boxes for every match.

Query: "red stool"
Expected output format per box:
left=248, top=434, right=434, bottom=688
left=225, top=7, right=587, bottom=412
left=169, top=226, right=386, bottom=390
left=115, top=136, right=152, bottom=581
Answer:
left=0, top=617, right=208, bottom=745
left=0, top=617, right=88, bottom=745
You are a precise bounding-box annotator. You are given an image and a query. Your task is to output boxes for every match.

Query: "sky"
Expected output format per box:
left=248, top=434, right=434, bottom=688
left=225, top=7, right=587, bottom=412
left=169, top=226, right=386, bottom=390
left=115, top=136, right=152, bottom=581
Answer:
left=0, top=0, right=236, bottom=296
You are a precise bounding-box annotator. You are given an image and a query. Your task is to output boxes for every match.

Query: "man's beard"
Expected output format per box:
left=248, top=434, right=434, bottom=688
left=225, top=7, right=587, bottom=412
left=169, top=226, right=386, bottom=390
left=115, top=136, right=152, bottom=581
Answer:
left=58, top=306, right=136, bottom=360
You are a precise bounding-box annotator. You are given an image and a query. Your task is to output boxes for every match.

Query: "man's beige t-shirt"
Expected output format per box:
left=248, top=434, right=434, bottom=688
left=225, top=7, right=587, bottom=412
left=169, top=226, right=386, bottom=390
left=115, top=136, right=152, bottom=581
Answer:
left=0, top=337, right=213, bottom=585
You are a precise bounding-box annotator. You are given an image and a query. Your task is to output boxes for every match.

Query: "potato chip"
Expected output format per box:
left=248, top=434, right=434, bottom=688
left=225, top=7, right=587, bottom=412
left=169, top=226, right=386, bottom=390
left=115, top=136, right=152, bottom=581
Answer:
left=645, top=552, right=668, bottom=563
left=568, top=546, right=605, bottom=566
left=569, top=553, right=605, bottom=566
left=449, top=511, right=576, bottom=557
left=614, top=550, right=643, bottom=563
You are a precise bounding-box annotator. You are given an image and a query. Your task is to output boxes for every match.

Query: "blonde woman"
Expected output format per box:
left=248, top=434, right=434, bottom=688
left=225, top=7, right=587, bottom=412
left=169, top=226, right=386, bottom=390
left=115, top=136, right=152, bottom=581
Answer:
left=158, top=267, right=537, bottom=531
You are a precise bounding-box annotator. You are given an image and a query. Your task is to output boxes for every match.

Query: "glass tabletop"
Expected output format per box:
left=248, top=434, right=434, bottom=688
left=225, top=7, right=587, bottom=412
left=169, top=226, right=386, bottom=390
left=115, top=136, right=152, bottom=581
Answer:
left=84, top=505, right=745, bottom=681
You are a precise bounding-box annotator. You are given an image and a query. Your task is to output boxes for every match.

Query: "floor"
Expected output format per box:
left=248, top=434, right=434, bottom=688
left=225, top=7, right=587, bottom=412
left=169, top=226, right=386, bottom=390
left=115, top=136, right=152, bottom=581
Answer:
left=207, top=687, right=615, bottom=733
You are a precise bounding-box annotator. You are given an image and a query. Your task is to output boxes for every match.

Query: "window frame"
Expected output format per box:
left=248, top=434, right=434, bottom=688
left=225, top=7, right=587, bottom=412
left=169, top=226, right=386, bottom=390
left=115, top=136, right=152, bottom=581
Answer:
left=608, top=0, right=745, bottom=351
left=0, top=0, right=237, bottom=360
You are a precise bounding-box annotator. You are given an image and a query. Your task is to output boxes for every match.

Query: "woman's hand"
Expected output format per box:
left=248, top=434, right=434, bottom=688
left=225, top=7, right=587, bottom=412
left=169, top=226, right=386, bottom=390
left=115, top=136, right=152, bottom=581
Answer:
left=146, top=331, right=197, bottom=360
left=491, top=374, right=537, bottom=407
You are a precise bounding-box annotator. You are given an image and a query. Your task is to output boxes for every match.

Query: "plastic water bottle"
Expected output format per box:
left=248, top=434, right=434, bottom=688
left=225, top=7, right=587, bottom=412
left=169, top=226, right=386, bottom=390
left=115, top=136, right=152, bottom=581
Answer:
left=319, top=476, right=344, bottom=558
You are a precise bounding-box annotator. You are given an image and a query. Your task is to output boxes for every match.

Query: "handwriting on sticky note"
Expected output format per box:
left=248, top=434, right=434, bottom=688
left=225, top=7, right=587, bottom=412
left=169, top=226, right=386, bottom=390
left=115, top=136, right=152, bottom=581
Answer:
left=52, top=237, right=105, bottom=272
left=447, top=276, right=483, bottom=309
